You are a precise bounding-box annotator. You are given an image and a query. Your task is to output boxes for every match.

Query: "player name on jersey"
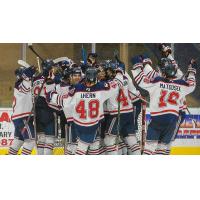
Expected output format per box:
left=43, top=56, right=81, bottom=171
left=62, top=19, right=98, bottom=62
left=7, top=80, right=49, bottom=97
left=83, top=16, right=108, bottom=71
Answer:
left=80, top=93, right=96, bottom=98
left=160, top=83, right=181, bottom=92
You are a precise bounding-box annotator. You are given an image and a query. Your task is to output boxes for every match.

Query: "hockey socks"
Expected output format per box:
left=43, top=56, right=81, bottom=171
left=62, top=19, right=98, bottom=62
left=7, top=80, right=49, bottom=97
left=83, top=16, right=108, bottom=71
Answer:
left=88, top=139, right=102, bottom=155
left=37, top=133, right=46, bottom=155
left=44, top=136, right=55, bottom=155
left=75, top=140, right=89, bottom=155
left=21, top=139, right=35, bottom=155
left=8, top=138, right=24, bottom=155
left=65, top=143, right=77, bottom=155
left=156, top=143, right=171, bottom=155
left=125, top=135, right=141, bottom=155
left=104, top=135, right=118, bottom=155
left=143, top=141, right=158, bottom=155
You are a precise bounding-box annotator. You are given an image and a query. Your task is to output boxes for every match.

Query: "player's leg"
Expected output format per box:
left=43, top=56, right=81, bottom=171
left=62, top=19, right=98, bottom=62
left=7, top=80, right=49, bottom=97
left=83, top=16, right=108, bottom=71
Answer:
left=155, top=142, right=168, bottom=155
left=159, top=115, right=179, bottom=155
left=143, top=121, right=160, bottom=155
left=88, top=137, right=102, bottom=155
left=44, top=120, right=55, bottom=155
left=42, top=109, right=56, bottom=155
left=76, top=139, right=90, bottom=155
left=104, top=115, right=118, bottom=155
left=88, top=124, right=104, bottom=155
left=164, top=111, right=185, bottom=155
left=75, top=124, right=99, bottom=155
left=35, top=106, right=46, bottom=155
left=21, top=117, right=36, bottom=155
left=65, top=122, right=78, bottom=155
left=122, top=113, right=141, bottom=155
left=8, top=118, right=24, bottom=155
left=37, top=132, right=46, bottom=155
left=98, top=116, right=108, bottom=155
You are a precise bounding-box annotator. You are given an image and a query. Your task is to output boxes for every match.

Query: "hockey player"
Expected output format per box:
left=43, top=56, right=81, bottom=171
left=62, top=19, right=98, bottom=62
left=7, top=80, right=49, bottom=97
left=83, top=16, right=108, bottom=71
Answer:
left=47, top=67, right=119, bottom=155
left=34, top=59, right=58, bottom=155
left=9, top=65, right=36, bottom=155
left=63, top=66, right=83, bottom=155
left=140, top=46, right=188, bottom=154
left=104, top=61, right=141, bottom=155
left=131, top=55, right=197, bottom=155
left=157, top=44, right=187, bottom=154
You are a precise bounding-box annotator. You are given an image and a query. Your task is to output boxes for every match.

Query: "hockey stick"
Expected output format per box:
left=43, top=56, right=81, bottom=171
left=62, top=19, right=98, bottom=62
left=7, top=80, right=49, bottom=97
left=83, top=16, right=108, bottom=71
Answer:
left=28, top=43, right=45, bottom=62
left=81, top=45, right=87, bottom=65
left=18, top=60, right=30, bottom=68
left=116, top=87, right=121, bottom=152
left=185, top=107, right=198, bottom=127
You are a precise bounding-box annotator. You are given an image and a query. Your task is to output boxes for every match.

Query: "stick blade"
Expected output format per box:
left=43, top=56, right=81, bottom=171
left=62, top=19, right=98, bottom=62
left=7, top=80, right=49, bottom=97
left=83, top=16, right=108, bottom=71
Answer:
left=17, top=60, right=30, bottom=68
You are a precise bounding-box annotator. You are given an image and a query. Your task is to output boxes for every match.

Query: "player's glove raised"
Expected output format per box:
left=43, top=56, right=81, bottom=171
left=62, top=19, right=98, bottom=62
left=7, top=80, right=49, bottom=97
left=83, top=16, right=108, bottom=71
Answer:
left=141, top=54, right=152, bottom=66
left=188, top=58, right=197, bottom=74
left=131, top=55, right=143, bottom=70
left=158, top=43, right=172, bottom=57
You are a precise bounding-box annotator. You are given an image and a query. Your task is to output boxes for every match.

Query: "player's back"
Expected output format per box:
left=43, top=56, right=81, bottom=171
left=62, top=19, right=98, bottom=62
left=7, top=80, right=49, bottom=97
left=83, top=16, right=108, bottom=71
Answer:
left=12, top=80, right=32, bottom=120
left=107, top=73, right=133, bottom=115
left=70, top=81, right=118, bottom=126
left=148, top=76, right=195, bottom=117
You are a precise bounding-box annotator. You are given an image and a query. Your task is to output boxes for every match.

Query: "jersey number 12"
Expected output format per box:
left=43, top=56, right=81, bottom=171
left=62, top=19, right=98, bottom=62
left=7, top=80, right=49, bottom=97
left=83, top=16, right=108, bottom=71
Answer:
left=159, top=89, right=180, bottom=107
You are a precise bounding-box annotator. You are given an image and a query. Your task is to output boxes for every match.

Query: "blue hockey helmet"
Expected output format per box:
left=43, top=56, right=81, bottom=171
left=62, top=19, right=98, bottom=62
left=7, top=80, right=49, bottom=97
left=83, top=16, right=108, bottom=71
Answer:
left=159, top=58, right=177, bottom=78
left=85, top=67, right=98, bottom=83
left=15, top=66, right=26, bottom=80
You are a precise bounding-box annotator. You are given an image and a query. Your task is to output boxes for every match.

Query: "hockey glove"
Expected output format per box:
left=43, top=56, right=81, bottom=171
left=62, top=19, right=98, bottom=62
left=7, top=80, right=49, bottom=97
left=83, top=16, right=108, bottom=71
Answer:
left=141, top=54, right=152, bottom=66
left=131, top=55, right=143, bottom=70
left=188, top=59, right=197, bottom=74
left=158, top=43, right=172, bottom=57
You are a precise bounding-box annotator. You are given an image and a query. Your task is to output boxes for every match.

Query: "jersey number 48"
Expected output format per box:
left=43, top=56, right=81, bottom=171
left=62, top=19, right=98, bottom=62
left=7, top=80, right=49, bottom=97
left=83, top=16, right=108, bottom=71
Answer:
left=76, top=100, right=100, bottom=119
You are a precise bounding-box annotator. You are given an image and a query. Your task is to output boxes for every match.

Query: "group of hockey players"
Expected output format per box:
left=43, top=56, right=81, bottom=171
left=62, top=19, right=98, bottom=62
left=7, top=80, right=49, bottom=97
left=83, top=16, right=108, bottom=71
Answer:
left=8, top=44, right=197, bottom=155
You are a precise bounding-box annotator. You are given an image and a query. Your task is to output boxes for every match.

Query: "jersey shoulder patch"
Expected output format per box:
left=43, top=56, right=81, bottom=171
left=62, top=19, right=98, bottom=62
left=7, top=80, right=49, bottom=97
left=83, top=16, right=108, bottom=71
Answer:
left=68, top=86, right=76, bottom=96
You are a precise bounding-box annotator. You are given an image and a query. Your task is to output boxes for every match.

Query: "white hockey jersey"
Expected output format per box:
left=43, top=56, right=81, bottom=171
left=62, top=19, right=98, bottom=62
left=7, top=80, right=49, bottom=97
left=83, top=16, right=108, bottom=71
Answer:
left=142, top=58, right=187, bottom=111
left=131, top=67, right=196, bottom=117
left=55, top=82, right=73, bottom=122
left=33, top=76, right=60, bottom=110
left=51, top=81, right=119, bottom=127
left=125, top=71, right=141, bottom=103
left=11, top=80, right=33, bottom=120
left=106, top=72, right=135, bottom=115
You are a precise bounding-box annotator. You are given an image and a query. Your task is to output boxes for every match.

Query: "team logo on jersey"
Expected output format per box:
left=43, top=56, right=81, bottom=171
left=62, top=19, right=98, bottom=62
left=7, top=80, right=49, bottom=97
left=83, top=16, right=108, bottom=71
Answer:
left=68, top=88, right=75, bottom=96
left=108, top=82, right=116, bottom=89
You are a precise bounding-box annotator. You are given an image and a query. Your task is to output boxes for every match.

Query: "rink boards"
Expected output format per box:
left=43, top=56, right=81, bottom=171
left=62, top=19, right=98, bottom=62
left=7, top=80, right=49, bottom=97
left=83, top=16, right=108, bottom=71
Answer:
left=0, top=108, right=200, bottom=155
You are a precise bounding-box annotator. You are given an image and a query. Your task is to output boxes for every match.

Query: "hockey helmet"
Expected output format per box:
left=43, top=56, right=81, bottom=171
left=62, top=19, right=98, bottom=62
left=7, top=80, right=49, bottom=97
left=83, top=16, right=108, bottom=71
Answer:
left=159, top=58, right=177, bottom=78
left=14, top=66, right=26, bottom=80
left=85, top=67, right=98, bottom=83
left=70, top=66, right=82, bottom=76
